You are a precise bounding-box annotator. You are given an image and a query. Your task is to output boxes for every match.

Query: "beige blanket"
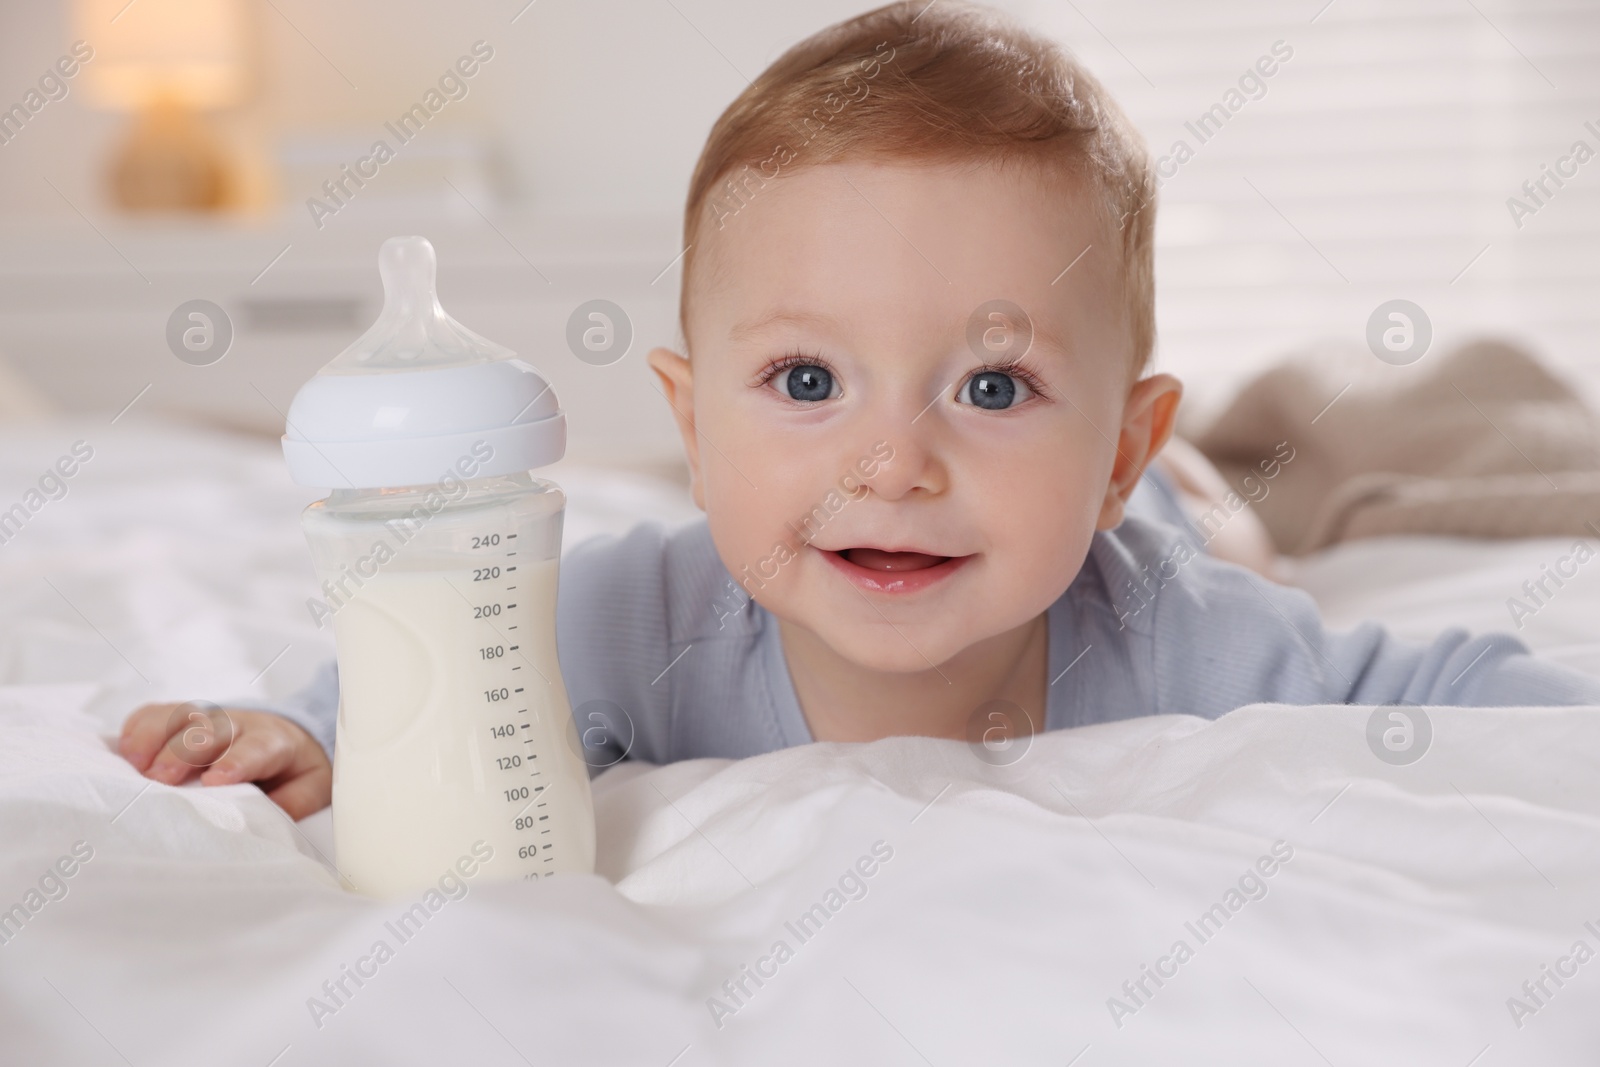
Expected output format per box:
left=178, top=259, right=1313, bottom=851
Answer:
left=1192, top=339, right=1600, bottom=554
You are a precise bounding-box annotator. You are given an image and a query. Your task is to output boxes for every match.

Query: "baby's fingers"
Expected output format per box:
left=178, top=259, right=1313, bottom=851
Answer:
left=140, top=703, right=237, bottom=783
left=265, top=768, right=333, bottom=821
left=118, top=702, right=185, bottom=772
left=199, top=726, right=297, bottom=789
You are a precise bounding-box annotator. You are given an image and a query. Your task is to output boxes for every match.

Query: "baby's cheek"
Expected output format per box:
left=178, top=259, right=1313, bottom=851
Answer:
left=981, top=475, right=1096, bottom=583
left=704, top=445, right=819, bottom=557
left=704, top=487, right=800, bottom=600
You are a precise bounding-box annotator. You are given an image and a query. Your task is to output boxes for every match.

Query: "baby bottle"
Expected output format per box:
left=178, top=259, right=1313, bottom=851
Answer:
left=280, top=235, right=595, bottom=898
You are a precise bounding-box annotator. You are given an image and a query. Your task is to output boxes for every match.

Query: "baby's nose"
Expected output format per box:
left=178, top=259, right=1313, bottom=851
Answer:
left=851, top=431, right=942, bottom=501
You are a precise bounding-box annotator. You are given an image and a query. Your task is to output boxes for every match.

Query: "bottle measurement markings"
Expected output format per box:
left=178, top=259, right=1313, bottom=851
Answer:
left=477, top=529, right=565, bottom=877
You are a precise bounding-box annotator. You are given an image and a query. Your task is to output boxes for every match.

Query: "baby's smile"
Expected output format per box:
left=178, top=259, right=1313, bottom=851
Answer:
left=819, top=545, right=974, bottom=595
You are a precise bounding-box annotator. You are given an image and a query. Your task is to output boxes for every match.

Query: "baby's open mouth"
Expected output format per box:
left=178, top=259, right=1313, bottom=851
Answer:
left=836, top=548, right=951, bottom=572
left=821, top=546, right=972, bottom=593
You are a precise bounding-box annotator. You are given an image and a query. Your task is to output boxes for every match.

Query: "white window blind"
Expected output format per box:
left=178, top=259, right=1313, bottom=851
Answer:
left=1019, top=0, right=1600, bottom=416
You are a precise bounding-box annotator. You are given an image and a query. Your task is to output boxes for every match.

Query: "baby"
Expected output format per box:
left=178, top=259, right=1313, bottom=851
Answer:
left=119, top=1, right=1600, bottom=817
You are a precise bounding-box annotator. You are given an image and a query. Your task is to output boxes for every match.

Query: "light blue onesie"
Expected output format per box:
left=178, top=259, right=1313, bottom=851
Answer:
left=258, top=475, right=1600, bottom=766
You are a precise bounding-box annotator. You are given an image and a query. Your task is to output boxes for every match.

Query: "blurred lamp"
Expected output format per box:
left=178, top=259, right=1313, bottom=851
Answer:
left=74, top=0, right=248, bottom=212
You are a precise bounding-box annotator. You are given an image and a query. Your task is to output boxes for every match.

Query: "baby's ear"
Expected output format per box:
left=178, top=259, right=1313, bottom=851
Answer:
left=1097, top=372, right=1182, bottom=530
left=646, top=347, right=705, bottom=509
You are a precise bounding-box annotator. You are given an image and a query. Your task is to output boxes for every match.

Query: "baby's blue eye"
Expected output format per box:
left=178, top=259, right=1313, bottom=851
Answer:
left=957, top=369, right=1031, bottom=410
left=779, top=364, right=837, bottom=402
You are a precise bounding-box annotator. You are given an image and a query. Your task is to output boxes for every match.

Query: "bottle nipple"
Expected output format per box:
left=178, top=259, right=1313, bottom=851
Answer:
left=323, top=235, right=512, bottom=374
left=282, top=232, right=565, bottom=489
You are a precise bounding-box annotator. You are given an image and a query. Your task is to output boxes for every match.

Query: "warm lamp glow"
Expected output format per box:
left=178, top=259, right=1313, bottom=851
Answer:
left=73, top=0, right=250, bottom=211
left=74, top=0, right=246, bottom=111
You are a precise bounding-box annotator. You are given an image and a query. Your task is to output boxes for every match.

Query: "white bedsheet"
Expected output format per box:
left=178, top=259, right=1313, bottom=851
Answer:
left=2, top=418, right=1598, bottom=1065
left=1286, top=536, right=1600, bottom=680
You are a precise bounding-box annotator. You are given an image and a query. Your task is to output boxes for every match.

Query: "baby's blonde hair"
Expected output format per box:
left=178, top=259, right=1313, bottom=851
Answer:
left=680, top=1, right=1156, bottom=374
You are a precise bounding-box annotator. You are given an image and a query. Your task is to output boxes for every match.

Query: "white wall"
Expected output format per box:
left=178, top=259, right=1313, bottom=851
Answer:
left=1, top=0, right=1597, bottom=460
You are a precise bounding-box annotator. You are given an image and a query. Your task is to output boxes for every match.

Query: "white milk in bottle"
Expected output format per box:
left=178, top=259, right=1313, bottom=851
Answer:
left=280, top=235, right=595, bottom=897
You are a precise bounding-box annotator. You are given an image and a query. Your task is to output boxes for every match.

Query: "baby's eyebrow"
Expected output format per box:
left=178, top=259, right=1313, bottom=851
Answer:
left=727, top=306, right=1076, bottom=364
left=976, top=319, right=1074, bottom=367
left=728, top=309, right=841, bottom=343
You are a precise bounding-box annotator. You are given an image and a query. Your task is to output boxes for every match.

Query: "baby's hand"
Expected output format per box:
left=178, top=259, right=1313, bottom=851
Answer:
left=118, top=703, right=332, bottom=819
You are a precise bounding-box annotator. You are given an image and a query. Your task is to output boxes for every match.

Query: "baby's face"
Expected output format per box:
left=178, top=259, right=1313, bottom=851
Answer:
left=653, top=160, right=1171, bottom=673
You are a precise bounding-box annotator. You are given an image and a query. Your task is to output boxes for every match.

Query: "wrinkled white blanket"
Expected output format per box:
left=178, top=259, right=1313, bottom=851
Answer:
left=2, top=418, right=1598, bottom=1065
left=2, top=687, right=1598, bottom=1064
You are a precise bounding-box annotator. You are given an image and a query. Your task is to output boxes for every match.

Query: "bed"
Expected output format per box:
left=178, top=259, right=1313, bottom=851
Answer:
left=2, top=416, right=1597, bottom=1065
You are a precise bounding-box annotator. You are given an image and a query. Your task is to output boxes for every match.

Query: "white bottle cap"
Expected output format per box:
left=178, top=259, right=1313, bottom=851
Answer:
left=281, top=236, right=565, bottom=489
